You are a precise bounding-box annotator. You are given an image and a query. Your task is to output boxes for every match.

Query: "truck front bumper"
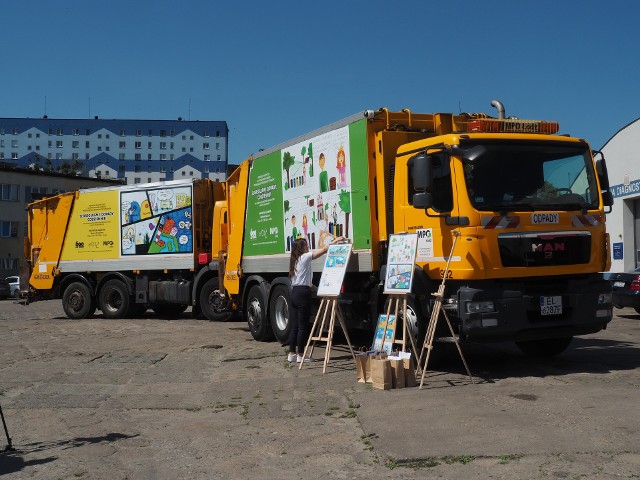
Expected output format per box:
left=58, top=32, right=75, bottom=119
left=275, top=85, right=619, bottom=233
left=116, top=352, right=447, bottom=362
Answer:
left=455, top=275, right=613, bottom=343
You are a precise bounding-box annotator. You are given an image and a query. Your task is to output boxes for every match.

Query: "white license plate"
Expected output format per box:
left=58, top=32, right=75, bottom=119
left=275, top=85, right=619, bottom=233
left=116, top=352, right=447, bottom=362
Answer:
left=613, top=281, right=625, bottom=288
left=540, top=296, right=562, bottom=315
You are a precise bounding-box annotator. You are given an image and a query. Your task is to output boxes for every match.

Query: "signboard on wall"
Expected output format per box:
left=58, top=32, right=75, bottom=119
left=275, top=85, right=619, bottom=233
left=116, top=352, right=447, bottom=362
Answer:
left=383, top=233, right=418, bottom=295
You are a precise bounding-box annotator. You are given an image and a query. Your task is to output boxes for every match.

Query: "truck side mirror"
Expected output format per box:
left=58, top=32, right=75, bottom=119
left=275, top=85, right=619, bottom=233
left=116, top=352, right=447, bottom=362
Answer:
left=602, top=190, right=614, bottom=208
left=408, top=153, right=433, bottom=209
left=595, top=157, right=610, bottom=190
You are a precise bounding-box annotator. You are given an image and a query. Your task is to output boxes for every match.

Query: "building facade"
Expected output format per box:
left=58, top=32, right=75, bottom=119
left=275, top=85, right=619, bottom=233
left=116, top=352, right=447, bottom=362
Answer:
left=601, top=117, right=640, bottom=273
left=0, top=117, right=229, bottom=184
left=0, top=165, right=121, bottom=278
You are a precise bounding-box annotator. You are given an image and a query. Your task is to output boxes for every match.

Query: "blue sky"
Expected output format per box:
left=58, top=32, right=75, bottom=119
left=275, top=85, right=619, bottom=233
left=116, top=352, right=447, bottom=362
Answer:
left=2, top=0, right=638, bottom=162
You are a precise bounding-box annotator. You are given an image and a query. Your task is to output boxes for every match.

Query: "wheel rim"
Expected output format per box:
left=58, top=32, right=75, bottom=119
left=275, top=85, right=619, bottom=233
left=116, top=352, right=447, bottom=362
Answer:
left=274, top=295, right=289, bottom=331
left=105, top=288, right=122, bottom=313
left=69, top=289, right=85, bottom=313
left=247, top=297, right=262, bottom=328
left=208, top=287, right=226, bottom=313
left=404, top=305, right=419, bottom=344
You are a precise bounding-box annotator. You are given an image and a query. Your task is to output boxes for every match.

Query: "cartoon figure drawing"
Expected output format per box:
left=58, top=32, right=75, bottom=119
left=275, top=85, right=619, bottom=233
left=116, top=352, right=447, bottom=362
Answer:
left=336, top=146, right=347, bottom=187
left=155, top=217, right=179, bottom=252
left=318, top=152, right=329, bottom=193
left=140, top=199, right=152, bottom=219
left=302, top=213, right=308, bottom=238
left=291, top=214, right=298, bottom=240
left=128, top=201, right=141, bottom=223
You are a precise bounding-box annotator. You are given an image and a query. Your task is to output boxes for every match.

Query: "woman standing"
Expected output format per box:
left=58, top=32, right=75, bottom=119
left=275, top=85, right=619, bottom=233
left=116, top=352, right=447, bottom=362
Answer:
left=287, top=236, right=343, bottom=363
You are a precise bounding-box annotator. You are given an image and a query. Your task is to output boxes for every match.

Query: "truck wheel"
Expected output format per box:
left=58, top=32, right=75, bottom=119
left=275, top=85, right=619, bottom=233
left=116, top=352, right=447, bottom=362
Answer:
left=62, top=282, right=96, bottom=319
left=246, top=284, right=274, bottom=341
left=269, top=285, right=291, bottom=344
left=98, top=279, right=131, bottom=319
left=200, top=278, right=231, bottom=321
left=383, top=295, right=426, bottom=352
left=515, top=336, right=573, bottom=357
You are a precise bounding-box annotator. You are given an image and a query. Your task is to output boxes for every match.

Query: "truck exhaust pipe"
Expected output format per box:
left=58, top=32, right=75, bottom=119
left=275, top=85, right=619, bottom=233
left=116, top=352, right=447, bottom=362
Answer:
left=491, top=99, right=505, bottom=119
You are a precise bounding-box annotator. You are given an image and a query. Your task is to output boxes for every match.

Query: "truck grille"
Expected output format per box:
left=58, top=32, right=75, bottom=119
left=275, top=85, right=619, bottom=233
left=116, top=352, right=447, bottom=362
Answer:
left=498, top=231, right=591, bottom=267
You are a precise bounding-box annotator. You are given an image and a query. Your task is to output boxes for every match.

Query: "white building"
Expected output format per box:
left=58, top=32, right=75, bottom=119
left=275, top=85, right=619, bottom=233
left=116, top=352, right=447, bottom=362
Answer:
left=601, top=117, right=640, bottom=272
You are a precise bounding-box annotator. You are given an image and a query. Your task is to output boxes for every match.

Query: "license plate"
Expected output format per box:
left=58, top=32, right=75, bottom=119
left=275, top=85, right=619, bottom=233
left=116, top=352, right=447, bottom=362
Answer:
left=540, top=296, right=562, bottom=315
left=613, top=281, right=625, bottom=288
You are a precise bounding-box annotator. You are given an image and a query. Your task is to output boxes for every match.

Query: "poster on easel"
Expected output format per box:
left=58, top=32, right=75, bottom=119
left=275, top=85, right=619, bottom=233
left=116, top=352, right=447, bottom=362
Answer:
left=317, top=242, right=352, bottom=297
left=372, top=314, right=396, bottom=354
left=383, top=233, right=418, bottom=295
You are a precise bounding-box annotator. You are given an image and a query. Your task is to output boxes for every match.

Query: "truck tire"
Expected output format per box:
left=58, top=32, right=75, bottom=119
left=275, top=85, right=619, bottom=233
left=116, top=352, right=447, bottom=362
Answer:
left=200, top=278, right=231, bottom=321
left=515, top=336, right=573, bottom=357
left=384, top=295, right=426, bottom=352
left=98, top=279, right=131, bottom=319
left=269, top=285, right=291, bottom=344
left=246, top=284, right=274, bottom=341
left=62, top=281, right=96, bottom=319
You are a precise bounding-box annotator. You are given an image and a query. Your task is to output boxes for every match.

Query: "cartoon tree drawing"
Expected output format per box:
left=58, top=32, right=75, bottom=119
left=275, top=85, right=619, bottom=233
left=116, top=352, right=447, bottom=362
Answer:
left=283, top=152, right=295, bottom=189
left=284, top=200, right=290, bottom=213
left=307, top=142, right=314, bottom=177
left=338, top=189, right=351, bottom=238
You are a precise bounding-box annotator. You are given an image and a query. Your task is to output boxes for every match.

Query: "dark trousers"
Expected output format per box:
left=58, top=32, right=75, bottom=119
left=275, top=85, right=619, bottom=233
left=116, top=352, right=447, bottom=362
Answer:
left=288, top=286, right=311, bottom=354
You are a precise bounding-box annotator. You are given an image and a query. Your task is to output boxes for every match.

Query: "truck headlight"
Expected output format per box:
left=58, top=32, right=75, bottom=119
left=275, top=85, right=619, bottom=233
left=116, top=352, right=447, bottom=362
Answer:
left=466, top=301, right=495, bottom=314
left=598, top=293, right=612, bottom=305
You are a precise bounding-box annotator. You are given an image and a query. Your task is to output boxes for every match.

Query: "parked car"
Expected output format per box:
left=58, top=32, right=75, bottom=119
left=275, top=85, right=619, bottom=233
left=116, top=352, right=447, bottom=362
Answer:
left=610, top=267, right=640, bottom=313
left=6, top=275, right=20, bottom=298
left=0, top=277, right=10, bottom=300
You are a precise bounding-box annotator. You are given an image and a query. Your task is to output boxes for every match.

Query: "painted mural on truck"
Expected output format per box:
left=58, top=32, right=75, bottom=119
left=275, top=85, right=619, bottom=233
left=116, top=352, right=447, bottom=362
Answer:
left=244, top=124, right=362, bottom=256
left=120, top=185, right=193, bottom=256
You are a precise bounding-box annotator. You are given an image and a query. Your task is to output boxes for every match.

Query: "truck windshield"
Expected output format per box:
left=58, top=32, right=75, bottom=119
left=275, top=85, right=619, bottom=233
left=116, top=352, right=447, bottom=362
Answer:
left=461, top=141, right=600, bottom=212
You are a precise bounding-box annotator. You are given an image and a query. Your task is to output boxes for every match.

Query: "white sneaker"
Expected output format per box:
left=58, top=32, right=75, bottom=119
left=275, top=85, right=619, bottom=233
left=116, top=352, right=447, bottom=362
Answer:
left=287, top=353, right=297, bottom=362
left=296, top=355, right=312, bottom=363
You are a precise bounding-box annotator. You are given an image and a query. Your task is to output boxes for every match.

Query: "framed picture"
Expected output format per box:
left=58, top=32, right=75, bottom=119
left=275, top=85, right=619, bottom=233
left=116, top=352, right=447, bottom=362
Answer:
left=372, top=314, right=396, bottom=354
left=317, top=242, right=352, bottom=297
left=383, top=233, right=418, bottom=295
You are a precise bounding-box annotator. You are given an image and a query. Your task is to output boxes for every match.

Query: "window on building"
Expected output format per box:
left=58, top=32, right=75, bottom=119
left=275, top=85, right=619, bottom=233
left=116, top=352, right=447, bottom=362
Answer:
left=72, top=153, right=79, bottom=160
left=0, top=153, right=4, bottom=160
left=135, top=154, right=141, bottom=160
left=1, top=184, right=19, bottom=202
left=86, top=141, right=90, bottom=148
left=182, top=147, right=186, bottom=152
left=134, top=166, right=141, bottom=172
left=119, top=154, right=125, bottom=160
left=0, top=221, right=19, bottom=238
left=134, top=178, right=141, bottom=184
left=217, top=155, right=221, bottom=161
left=135, top=129, right=141, bottom=137
left=120, top=130, right=126, bottom=136
left=160, top=130, right=166, bottom=137
left=148, top=142, right=152, bottom=149
left=216, top=130, right=220, bottom=137
left=160, top=166, right=166, bottom=173
left=147, top=154, right=152, bottom=160
left=160, top=142, right=166, bottom=150
left=160, top=154, right=166, bottom=161
left=204, top=130, right=210, bottom=138
left=85, top=154, right=89, bottom=159
left=106, top=134, right=110, bottom=139
left=73, top=129, right=80, bottom=136
left=170, top=154, right=174, bottom=160
left=119, top=165, right=125, bottom=172
left=204, top=155, right=210, bottom=161
left=97, top=146, right=102, bottom=151
left=182, top=171, right=186, bottom=176
left=190, top=147, right=194, bottom=152
left=135, top=141, right=141, bottom=149
left=204, top=166, right=209, bottom=173
left=11, top=152, right=18, bottom=159
left=148, top=130, right=153, bottom=136
left=72, top=141, right=79, bottom=148
left=11, top=140, right=18, bottom=148
left=203, top=143, right=210, bottom=150
left=216, top=142, right=220, bottom=150
left=48, top=141, right=53, bottom=148
left=98, top=134, right=102, bottom=139
left=105, top=146, right=110, bottom=151
left=48, top=128, right=53, bottom=135
left=56, top=153, right=62, bottom=160
left=170, top=142, right=174, bottom=149
left=57, top=128, right=63, bottom=136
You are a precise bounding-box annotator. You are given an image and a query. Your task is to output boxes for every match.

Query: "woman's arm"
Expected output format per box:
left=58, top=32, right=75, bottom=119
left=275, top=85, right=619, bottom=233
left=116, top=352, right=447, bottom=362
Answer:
left=311, top=236, right=345, bottom=259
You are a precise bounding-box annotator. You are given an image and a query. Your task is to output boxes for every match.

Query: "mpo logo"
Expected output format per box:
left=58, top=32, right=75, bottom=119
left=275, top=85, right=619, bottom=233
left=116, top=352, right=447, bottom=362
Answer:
left=103, top=240, right=114, bottom=246
left=75, top=241, right=85, bottom=248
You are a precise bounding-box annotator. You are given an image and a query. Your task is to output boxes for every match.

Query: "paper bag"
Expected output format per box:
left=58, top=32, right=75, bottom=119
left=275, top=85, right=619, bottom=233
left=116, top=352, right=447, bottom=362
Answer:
left=390, top=359, right=405, bottom=389
left=403, top=356, right=417, bottom=387
left=355, top=351, right=372, bottom=383
left=370, top=358, right=392, bottom=390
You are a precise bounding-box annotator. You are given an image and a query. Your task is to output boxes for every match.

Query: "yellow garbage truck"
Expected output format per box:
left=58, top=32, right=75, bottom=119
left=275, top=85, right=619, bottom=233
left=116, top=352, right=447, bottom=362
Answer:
left=25, top=101, right=614, bottom=357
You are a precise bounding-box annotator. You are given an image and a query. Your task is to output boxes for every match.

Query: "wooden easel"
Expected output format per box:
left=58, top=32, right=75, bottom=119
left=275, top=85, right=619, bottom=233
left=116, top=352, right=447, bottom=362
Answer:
left=299, top=296, right=356, bottom=373
left=380, top=294, right=419, bottom=356
left=418, top=231, right=474, bottom=389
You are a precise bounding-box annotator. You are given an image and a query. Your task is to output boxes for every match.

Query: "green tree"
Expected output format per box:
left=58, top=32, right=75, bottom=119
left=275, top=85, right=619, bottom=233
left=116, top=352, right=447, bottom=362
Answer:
left=283, top=152, right=295, bottom=188
left=338, top=190, right=351, bottom=238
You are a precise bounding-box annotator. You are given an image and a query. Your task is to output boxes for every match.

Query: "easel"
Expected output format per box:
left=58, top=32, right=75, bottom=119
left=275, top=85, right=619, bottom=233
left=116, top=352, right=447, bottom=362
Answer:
left=418, top=231, right=474, bottom=389
left=0, top=403, right=15, bottom=453
left=380, top=294, right=419, bottom=356
left=299, top=296, right=356, bottom=373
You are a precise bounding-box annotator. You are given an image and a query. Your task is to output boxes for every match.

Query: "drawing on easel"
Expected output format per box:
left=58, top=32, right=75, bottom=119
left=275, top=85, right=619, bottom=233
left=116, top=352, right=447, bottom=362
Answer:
left=383, top=233, right=418, bottom=294
left=317, top=242, right=352, bottom=297
left=372, top=314, right=396, bottom=354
